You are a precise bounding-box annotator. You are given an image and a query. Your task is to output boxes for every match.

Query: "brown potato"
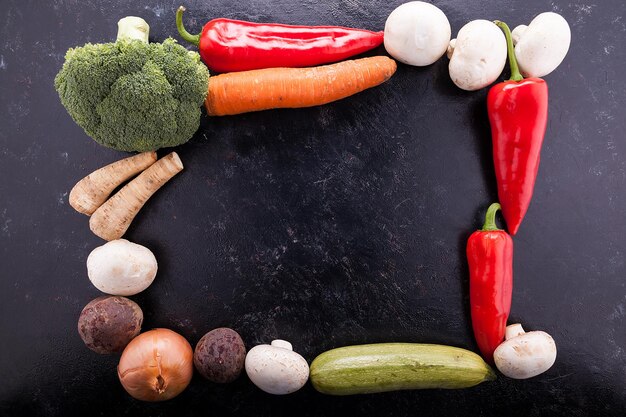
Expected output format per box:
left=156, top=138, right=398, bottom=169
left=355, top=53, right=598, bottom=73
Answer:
left=78, top=296, right=143, bottom=354
left=194, top=328, right=246, bottom=383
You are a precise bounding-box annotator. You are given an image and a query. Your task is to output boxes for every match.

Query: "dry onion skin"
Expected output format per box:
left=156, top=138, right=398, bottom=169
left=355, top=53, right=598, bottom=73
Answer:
left=117, top=328, right=193, bottom=401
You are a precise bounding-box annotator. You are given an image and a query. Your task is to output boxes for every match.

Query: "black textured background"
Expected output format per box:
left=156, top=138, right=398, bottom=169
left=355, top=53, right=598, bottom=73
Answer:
left=1, top=0, right=625, bottom=416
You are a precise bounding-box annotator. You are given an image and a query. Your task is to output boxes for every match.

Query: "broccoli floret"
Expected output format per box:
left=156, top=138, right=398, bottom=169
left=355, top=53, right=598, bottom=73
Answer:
left=54, top=37, right=208, bottom=152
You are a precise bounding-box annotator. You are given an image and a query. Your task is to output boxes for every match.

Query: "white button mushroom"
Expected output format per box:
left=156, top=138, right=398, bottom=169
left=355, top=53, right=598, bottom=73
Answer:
left=511, top=12, right=571, bottom=78
left=493, top=324, right=557, bottom=379
left=447, top=20, right=507, bottom=91
left=87, top=239, right=158, bottom=296
left=245, top=339, right=309, bottom=395
left=384, top=1, right=451, bottom=66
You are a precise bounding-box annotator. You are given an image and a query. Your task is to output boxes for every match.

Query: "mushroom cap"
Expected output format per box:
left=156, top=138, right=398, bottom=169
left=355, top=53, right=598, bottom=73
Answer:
left=448, top=20, right=507, bottom=91
left=245, top=341, right=309, bottom=395
left=384, top=1, right=451, bottom=66
left=87, top=239, right=158, bottom=296
left=494, top=330, right=557, bottom=379
left=514, top=12, right=571, bottom=78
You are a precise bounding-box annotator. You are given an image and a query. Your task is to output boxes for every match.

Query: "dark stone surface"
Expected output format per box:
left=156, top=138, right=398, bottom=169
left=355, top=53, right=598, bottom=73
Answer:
left=1, top=0, right=625, bottom=415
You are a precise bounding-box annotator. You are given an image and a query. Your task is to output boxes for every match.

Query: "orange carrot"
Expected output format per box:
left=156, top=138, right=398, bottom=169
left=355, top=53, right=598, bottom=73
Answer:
left=206, top=56, right=397, bottom=116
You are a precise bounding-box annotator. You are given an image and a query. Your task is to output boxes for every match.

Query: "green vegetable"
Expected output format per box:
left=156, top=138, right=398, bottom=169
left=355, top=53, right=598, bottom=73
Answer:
left=54, top=17, right=209, bottom=152
left=310, top=343, right=496, bottom=395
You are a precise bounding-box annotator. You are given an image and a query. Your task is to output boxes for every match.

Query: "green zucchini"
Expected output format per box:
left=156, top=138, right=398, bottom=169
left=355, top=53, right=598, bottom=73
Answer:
left=309, top=343, right=496, bottom=395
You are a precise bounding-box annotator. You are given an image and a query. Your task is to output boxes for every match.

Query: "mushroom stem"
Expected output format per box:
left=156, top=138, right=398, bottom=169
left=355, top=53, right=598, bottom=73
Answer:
left=511, top=25, right=528, bottom=45
left=446, top=39, right=456, bottom=59
left=494, top=20, right=523, bottom=82
left=505, top=323, right=525, bottom=340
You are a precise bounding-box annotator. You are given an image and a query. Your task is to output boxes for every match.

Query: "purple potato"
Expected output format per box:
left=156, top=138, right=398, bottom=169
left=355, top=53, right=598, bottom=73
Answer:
left=194, top=328, right=246, bottom=383
left=78, top=296, right=143, bottom=354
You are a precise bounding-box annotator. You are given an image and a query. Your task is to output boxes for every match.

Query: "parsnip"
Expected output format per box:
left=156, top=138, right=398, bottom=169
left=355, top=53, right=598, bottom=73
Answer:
left=69, top=152, right=157, bottom=215
left=89, top=152, right=184, bottom=241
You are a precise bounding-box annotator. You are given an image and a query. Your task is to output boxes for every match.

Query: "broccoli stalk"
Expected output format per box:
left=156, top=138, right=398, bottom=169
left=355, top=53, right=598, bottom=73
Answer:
left=54, top=17, right=209, bottom=152
left=117, top=16, right=150, bottom=43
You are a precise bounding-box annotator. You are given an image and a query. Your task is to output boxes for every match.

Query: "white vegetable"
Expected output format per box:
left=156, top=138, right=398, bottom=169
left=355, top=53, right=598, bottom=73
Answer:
left=117, top=16, right=150, bottom=43
left=384, top=1, right=451, bottom=66
left=447, top=20, right=507, bottom=91
left=494, top=324, right=557, bottom=379
left=510, top=25, right=527, bottom=45
left=245, top=339, right=309, bottom=395
left=87, top=239, right=157, bottom=296
left=511, top=12, right=571, bottom=78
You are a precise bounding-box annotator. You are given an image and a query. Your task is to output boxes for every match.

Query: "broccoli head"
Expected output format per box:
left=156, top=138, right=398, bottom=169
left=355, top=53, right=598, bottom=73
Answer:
left=54, top=24, right=209, bottom=152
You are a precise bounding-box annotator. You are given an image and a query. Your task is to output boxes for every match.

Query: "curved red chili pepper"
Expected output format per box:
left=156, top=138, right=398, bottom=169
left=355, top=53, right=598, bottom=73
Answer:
left=467, top=203, right=513, bottom=363
left=488, top=21, right=549, bottom=235
left=176, top=6, right=384, bottom=73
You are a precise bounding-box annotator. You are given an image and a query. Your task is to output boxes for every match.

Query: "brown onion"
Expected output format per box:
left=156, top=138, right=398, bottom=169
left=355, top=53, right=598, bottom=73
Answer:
left=117, top=328, right=193, bottom=401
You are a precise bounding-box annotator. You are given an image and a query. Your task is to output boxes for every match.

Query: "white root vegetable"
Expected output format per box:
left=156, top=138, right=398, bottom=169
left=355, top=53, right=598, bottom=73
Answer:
left=384, top=1, right=451, bottom=66
left=510, top=12, right=571, bottom=78
left=69, top=152, right=157, bottom=216
left=493, top=324, right=557, bottom=379
left=87, top=239, right=158, bottom=296
left=90, top=152, right=184, bottom=241
left=245, top=339, right=309, bottom=395
left=447, top=20, right=507, bottom=91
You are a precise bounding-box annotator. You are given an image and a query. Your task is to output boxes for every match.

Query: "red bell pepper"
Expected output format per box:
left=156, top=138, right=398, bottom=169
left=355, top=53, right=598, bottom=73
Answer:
left=467, top=203, right=513, bottom=363
left=487, top=21, right=549, bottom=235
left=176, top=6, right=384, bottom=73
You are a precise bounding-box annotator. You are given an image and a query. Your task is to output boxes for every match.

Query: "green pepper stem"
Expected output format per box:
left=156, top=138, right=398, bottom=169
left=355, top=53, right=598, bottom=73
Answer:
left=176, top=6, right=200, bottom=46
left=482, top=203, right=503, bottom=231
left=494, top=20, right=523, bottom=82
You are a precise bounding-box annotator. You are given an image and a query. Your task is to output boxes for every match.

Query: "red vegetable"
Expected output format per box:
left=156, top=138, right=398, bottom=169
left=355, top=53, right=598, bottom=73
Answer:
left=467, top=203, right=513, bottom=363
left=175, top=6, right=384, bottom=73
left=487, top=21, right=549, bottom=235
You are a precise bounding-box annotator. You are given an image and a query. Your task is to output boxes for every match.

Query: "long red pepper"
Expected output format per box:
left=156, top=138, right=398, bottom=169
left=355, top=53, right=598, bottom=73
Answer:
left=488, top=21, right=549, bottom=235
left=467, top=203, right=513, bottom=363
left=176, top=6, right=384, bottom=73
